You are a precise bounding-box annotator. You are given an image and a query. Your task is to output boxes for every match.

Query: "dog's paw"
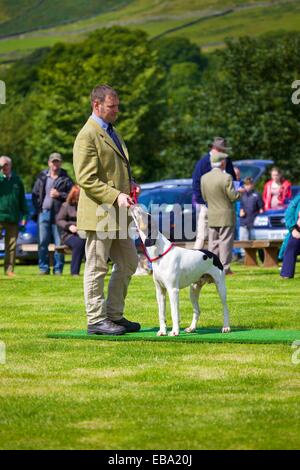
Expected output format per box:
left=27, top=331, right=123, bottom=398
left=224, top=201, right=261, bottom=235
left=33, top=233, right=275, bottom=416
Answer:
left=168, top=330, right=179, bottom=337
left=157, top=330, right=167, bottom=336
left=222, top=326, right=231, bottom=333
left=184, top=326, right=196, bottom=333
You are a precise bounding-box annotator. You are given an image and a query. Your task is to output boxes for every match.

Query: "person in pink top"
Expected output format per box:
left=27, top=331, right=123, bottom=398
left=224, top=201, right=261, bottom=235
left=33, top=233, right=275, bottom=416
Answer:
left=262, top=167, right=292, bottom=211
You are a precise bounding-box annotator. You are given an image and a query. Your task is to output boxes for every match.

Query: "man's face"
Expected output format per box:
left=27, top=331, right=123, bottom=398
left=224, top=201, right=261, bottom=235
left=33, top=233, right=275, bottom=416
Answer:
left=94, top=94, right=119, bottom=123
left=48, top=159, right=62, bottom=172
left=1, top=162, right=11, bottom=176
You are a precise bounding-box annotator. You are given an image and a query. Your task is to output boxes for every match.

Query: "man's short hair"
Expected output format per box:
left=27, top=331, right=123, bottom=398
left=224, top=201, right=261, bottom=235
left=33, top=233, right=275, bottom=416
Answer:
left=244, top=177, right=254, bottom=185
left=90, top=85, right=118, bottom=106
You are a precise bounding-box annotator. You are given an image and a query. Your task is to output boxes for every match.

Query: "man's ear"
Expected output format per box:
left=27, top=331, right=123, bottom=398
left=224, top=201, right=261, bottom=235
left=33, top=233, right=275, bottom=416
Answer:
left=144, top=238, right=156, bottom=247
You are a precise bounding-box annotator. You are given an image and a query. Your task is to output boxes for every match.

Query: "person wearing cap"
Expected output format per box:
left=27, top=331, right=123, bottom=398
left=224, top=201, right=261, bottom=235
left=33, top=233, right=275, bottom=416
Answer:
left=32, top=152, right=73, bottom=275
left=201, top=150, right=241, bottom=275
left=192, top=137, right=236, bottom=250
left=0, top=155, right=28, bottom=277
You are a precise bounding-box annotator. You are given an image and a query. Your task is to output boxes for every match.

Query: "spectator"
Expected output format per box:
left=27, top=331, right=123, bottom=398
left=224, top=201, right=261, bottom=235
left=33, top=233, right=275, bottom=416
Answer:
left=279, top=193, right=300, bottom=279
left=239, top=177, right=264, bottom=241
left=232, top=166, right=244, bottom=260
left=262, top=167, right=292, bottom=211
left=32, top=152, right=73, bottom=275
left=0, top=156, right=27, bottom=277
left=56, top=185, right=86, bottom=276
left=192, top=137, right=236, bottom=249
left=201, top=150, right=241, bottom=275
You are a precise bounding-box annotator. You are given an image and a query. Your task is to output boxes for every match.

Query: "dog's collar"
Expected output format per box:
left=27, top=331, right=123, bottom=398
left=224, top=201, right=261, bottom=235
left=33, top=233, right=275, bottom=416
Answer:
left=142, top=242, right=175, bottom=263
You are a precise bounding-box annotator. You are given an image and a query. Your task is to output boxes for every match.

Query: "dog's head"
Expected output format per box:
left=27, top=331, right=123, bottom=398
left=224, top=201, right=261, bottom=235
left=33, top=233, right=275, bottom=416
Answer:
left=130, top=204, right=159, bottom=245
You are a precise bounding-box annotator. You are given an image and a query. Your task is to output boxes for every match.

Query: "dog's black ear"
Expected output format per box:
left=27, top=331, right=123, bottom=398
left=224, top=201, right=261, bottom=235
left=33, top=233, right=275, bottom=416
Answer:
left=144, top=238, right=156, bottom=247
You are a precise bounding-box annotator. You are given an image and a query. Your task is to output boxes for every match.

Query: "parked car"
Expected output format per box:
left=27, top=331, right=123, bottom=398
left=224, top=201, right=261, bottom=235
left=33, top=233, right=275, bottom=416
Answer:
left=138, top=185, right=197, bottom=241
left=138, top=159, right=274, bottom=242
left=16, top=193, right=38, bottom=260
left=140, top=160, right=274, bottom=192
left=0, top=193, right=38, bottom=261
left=251, top=185, right=300, bottom=240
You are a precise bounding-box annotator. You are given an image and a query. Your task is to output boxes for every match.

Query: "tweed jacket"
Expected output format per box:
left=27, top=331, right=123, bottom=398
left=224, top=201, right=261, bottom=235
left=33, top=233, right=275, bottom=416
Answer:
left=73, top=118, right=131, bottom=231
left=201, top=168, right=240, bottom=227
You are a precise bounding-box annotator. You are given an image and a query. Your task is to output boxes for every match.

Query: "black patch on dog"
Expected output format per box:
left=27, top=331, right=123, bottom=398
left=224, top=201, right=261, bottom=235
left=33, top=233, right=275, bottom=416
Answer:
left=145, top=238, right=157, bottom=247
left=199, top=250, right=224, bottom=271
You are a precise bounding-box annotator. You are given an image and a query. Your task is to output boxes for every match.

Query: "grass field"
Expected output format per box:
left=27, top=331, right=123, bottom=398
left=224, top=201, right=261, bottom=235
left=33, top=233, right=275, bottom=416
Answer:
left=0, top=261, right=300, bottom=449
left=1, top=0, right=300, bottom=61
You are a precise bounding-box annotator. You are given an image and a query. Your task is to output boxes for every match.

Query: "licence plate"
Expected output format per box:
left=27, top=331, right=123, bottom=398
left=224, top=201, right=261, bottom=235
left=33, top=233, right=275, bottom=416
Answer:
left=268, top=231, right=286, bottom=240
left=0, top=241, right=4, bottom=251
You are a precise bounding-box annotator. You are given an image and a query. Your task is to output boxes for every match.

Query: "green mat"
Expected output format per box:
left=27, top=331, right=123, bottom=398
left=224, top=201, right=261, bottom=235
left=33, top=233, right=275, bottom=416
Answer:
left=47, top=327, right=300, bottom=344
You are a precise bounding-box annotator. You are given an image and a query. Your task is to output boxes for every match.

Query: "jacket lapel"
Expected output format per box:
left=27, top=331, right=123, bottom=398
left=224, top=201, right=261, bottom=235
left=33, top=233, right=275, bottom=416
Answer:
left=88, top=118, right=129, bottom=161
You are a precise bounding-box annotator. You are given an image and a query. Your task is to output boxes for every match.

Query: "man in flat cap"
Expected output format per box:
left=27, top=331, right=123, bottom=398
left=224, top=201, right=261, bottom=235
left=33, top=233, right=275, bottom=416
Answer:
left=192, top=137, right=236, bottom=250
left=32, top=152, right=73, bottom=275
left=201, top=150, right=241, bottom=275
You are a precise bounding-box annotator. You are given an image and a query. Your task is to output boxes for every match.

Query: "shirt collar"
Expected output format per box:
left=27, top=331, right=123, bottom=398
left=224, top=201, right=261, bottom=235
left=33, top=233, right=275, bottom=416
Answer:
left=91, top=113, right=110, bottom=132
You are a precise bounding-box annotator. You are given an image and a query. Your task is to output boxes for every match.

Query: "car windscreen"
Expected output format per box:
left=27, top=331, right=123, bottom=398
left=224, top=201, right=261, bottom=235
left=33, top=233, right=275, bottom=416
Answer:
left=138, top=187, right=193, bottom=211
left=235, top=164, right=261, bottom=181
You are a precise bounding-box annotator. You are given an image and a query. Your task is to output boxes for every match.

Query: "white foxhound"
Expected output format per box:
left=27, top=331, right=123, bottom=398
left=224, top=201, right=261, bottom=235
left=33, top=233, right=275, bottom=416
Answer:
left=130, top=205, right=230, bottom=336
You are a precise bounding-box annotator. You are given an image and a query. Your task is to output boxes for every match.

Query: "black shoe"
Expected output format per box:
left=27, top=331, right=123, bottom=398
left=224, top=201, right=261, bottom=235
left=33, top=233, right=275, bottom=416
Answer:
left=87, top=319, right=126, bottom=336
left=113, top=317, right=141, bottom=333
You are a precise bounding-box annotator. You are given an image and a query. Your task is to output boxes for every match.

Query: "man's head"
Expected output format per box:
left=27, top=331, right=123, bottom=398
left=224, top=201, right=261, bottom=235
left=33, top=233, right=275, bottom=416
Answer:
left=211, top=137, right=231, bottom=154
left=0, top=155, right=12, bottom=177
left=48, top=152, right=62, bottom=173
left=210, top=149, right=228, bottom=170
left=244, top=177, right=254, bottom=192
left=91, top=85, right=119, bottom=124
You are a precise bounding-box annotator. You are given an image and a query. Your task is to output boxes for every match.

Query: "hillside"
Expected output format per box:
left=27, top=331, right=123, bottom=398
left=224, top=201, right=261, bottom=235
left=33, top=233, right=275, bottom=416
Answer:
left=0, top=0, right=300, bottom=62
left=0, top=0, right=132, bottom=36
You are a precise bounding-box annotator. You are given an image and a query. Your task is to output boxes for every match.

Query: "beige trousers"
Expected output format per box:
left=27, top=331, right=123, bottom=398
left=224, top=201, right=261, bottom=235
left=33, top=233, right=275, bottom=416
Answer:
left=0, top=222, right=19, bottom=273
left=84, top=231, right=138, bottom=325
left=194, top=204, right=208, bottom=250
left=208, top=226, right=234, bottom=273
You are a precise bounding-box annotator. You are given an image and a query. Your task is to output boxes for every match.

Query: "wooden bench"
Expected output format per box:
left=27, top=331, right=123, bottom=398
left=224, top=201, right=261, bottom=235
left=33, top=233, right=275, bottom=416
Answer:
left=22, top=240, right=282, bottom=268
left=232, top=240, right=282, bottom=268
left=175, top=240, right=282, bottom=268
left=20, top=243, right=71, bottom=265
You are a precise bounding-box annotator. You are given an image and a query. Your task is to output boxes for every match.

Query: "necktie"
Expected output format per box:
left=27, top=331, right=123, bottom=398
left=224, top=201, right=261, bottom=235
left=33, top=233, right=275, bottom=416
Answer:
left=107, top=123, right=132, bottom=181
left=107, top=123, right=126, bottom=158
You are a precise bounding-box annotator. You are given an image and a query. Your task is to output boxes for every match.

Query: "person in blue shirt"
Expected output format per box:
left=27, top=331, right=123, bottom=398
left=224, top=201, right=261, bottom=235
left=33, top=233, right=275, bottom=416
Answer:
left=192, top=137, right=236, bottom=249
left=239, top=177, right=264, bottom=240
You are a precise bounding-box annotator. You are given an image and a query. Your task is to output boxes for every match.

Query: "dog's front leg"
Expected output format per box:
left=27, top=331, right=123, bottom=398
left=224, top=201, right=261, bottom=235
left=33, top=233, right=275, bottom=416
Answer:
left=168, top=287, right=180, bottom=336
left=154, top=280, right=167, bottom=336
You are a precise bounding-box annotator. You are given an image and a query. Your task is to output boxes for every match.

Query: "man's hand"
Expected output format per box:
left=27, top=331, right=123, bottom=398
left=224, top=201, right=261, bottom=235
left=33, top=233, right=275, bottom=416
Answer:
left=292, top=229, right=300, bottom=239
left=117, top=193, right=134, bottom=208
left=50, top=188, right=60, bottom=199
left=20, top=218, right=27, bottom=226
left=240, top=208, right=246, bottom=218
left=69, top=224, right=78, bottom=234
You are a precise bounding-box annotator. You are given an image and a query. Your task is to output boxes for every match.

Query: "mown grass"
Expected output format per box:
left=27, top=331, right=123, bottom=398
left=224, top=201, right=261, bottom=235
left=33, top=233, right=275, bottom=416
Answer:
left=0, top=260, right=300, bottom=449
left=1, top=0, right=300, bottom=62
